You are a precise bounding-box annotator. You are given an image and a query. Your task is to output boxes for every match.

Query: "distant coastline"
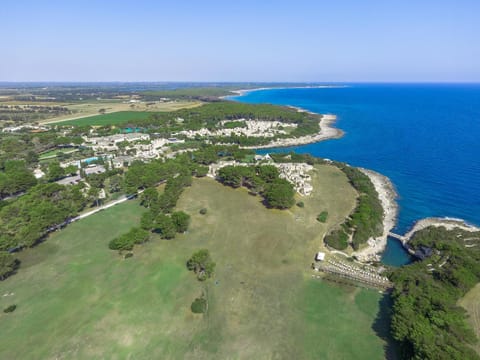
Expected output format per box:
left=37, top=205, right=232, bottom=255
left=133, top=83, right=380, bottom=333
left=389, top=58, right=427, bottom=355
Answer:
left=223, top=84, right=348, bottom=99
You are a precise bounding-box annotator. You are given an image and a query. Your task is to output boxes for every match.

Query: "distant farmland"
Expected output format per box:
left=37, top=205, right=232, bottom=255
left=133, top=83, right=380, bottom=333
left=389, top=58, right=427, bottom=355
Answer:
left=54, top=111, right=153, bottom=126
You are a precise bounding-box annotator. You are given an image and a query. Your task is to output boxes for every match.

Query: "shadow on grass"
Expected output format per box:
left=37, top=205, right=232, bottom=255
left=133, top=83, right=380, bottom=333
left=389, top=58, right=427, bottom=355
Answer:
left=372, top=292, right=400, bottom=360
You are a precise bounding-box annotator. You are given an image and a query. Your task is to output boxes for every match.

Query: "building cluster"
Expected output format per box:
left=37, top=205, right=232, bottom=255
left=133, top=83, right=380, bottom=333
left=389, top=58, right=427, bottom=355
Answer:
left=84, top=133, right=151, bottom=152
left=177, top=120, right=296, bottom=139
left=207, top=154, right=314, bottom=196
left=2, top=124, right=49, bottom=133
left=275, top=163, right=314, bottom=196
left=81, top=133, right=185, bottom=162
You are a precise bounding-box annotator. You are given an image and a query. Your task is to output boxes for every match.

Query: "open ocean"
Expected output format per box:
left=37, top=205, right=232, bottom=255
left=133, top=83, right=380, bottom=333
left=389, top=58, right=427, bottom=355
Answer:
left=230, top=84, right=480, bottom=266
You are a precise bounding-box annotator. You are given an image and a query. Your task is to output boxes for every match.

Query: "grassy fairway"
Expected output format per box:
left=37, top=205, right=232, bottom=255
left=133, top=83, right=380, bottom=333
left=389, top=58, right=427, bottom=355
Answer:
left=41, top=100, right=202, bottom=125
left=0, top=165, right=389, bottom=359
left=54, top=111, right=156, bottom=126
left=459, top=283, right=480, bottom=355
left=50, top=101, right=202, bottom=126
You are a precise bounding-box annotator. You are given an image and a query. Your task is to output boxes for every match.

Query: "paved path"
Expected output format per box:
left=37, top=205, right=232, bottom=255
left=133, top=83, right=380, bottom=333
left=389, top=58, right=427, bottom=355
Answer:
left=73, top=189, right=144, bottom=222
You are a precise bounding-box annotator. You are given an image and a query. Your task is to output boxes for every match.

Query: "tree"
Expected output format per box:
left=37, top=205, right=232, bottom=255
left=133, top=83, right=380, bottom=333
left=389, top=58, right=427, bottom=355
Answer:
left=186, top=249, right=216, bottom=281
left=154, top=214, right=177, bottom=239
left=140, top=187, right=158, bottom=208
left=194, top=165, right=209, bottom=177
left=47, top=161, right=65, bottom=181
left=0, top=160, right=37, bottom=197
left=140, top=211, right=156, bottom=230
left=64, top=165, right=78, bottom=176
left=264, top=179, right=295, bottom=209
left=108, top=227, right=150, bottom=251
left=87, top=186, right=101, bottom=207
left=171, top=211, right=190, bottom=233
left=0, top=252, right=20, bottom=280
left=324, top=229, right=349, bottom=250
left=256, top=165, right=279, bottom=183
left=108, top=174, right=123, bottom=193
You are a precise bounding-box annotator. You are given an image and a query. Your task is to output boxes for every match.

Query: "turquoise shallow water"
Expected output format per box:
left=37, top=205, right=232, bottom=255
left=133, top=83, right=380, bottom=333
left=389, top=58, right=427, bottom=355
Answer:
left=230, top=84, right=480, bottom=266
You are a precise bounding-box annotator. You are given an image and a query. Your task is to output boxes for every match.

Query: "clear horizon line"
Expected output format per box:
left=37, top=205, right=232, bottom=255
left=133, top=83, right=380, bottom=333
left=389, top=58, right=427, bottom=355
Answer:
left=1, top=80, right=480, bottom=84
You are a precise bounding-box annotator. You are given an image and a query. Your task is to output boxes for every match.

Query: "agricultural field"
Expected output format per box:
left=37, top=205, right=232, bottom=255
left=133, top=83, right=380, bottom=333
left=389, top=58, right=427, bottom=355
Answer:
left=0, top=165, right=392, bottom=359
left=459, top=283, right=480, bottom=355
left=44, top=100, right=202, bottom=125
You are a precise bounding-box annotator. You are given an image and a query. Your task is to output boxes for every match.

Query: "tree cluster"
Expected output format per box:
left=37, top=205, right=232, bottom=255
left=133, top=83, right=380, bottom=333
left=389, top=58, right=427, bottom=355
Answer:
left=390, top=226, right=480, bottom=360
left=217, top=165, right=295, bottom=209
left=0, top=183, right=86, bottom=252
left=108, top=227, right=150, bottom=251
left=0, top=160, right=37, bottom=198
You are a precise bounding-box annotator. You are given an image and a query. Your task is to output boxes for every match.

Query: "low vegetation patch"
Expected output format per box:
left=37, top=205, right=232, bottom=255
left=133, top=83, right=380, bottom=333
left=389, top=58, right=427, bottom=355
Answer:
left=191, top=296, right=207, bottom=314
left=316, top=211, right=328, bottom=223
left=3, top=304, right=17, bottom=313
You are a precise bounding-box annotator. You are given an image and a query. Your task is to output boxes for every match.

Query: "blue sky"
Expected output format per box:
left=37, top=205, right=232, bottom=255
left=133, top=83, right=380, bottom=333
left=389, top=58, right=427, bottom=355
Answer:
left=2, top=0, right=479, bottom=82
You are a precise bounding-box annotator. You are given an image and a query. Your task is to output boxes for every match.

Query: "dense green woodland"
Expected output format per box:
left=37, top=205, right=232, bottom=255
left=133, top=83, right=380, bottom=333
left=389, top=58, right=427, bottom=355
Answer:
left=390, top=226, right=480, bottom=360
left=0, top=183, right=86, bottom=250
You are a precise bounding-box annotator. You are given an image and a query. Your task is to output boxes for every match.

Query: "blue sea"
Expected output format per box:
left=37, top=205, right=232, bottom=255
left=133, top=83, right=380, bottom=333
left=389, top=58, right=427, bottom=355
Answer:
left=230, top=84, right=480, bottom=266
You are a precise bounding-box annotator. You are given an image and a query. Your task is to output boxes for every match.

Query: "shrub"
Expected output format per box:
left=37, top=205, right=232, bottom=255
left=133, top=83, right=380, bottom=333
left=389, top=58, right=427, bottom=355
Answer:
left=199, top=208, right=207, bottom=215
left=191, top=297, right=207, bottom=314
left=296, top=201, right=304, bottom=208
left=3, top=304, right=16, bottom=313
left=324, top=229, right=349, bottom=250
left=316, top=211, right=328, bottom=223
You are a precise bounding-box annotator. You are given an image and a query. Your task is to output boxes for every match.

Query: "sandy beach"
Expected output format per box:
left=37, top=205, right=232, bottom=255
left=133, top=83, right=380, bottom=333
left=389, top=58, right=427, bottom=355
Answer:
left=241, top=114, right=343, bottom=149
left=353, top=169, right=399, bottom=262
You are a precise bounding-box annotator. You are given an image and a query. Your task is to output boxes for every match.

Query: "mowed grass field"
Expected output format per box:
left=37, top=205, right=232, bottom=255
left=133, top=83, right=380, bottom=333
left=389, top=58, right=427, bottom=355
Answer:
left=459, top=283, right=480, bottom=355
left=0, top=165, right=390, bottom=359
left=49, top=101, right=202, bottom=126
left=54, top=111, right=155, bottom=126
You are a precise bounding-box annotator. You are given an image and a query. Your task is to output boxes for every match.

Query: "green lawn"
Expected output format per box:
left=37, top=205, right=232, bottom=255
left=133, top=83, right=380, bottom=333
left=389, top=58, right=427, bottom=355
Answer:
left=54, top=111, right=153, bottom=126
left=459, top=282, right=480, bottom=355
left=39, top=148, right=79, bottom=159
left=0, top=165, right=391, bottom=359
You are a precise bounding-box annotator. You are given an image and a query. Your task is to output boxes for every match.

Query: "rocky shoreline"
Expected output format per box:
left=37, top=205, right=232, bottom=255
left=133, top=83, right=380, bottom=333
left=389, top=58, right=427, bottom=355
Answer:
left=353, top=169, right=399, bottom=262
left=241, top=114, right=343, bottom=150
